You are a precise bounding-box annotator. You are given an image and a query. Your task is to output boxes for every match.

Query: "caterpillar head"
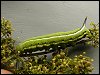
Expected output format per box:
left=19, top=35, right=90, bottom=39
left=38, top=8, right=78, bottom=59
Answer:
left=16, top=44, right=23, bottom=54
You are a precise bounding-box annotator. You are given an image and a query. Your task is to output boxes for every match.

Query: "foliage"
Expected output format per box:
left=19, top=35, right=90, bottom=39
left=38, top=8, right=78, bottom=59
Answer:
left=14, top=50, right=94, bottom=74
left=1, top=17, right=99, bottom=74
left=89, top=22, right=99, bottom=47
left=1, top=17, right=17, bottom=71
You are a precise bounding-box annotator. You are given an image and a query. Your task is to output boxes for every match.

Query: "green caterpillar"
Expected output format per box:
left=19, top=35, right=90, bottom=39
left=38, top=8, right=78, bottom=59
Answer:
left=16, top=17, right=92, bottom=56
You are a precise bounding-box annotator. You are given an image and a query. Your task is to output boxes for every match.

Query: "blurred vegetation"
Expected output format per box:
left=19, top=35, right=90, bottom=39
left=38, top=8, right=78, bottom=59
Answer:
left=1, top=17, right=99, bottom=74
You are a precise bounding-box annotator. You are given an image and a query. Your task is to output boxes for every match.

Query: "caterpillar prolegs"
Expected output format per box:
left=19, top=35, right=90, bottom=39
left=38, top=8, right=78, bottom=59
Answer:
left=16, top=17, right=92, bottom=56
